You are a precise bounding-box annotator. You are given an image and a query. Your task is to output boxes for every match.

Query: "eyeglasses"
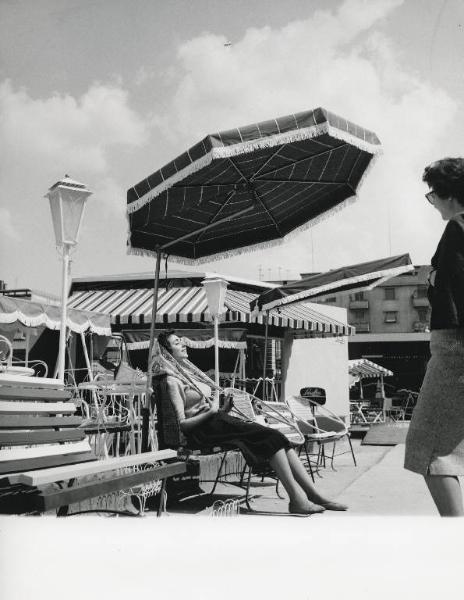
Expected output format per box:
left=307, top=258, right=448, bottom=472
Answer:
left=425, top=190, right=437, bottom=205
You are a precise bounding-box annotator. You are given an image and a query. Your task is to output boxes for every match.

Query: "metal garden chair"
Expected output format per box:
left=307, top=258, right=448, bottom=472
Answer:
left=285, top=394, right=357, bottom=474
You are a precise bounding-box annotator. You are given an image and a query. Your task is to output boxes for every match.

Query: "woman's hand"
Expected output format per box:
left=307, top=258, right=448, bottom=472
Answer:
left=208, top=399, right=220, bottom=414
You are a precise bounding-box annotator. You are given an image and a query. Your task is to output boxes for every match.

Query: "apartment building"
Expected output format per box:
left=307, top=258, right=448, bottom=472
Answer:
left=307, top=265, right=433, bottom=391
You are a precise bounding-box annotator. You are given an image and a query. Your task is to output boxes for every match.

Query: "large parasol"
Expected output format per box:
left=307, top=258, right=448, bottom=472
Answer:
left=127, top=107, right=381, bottom=262
left=126, top=107, right=381, bottom=449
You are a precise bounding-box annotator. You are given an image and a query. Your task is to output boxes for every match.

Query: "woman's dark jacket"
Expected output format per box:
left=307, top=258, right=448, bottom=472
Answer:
left=428, top=213, right=464, bottom=330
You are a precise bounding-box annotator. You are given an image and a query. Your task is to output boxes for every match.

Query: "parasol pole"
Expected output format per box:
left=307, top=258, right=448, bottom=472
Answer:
left=262, top=312, right=269, bottom=401
left=142, top=248, right=162, bottom=452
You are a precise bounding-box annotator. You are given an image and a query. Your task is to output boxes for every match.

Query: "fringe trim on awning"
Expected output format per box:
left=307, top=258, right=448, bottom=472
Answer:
left=127, top=338, right=247, bottom=350
left=0, top=312, right=111, bottom=336
left=127, top=123, right=382, bottom=214
left=260, top=262, right=414, bottom=312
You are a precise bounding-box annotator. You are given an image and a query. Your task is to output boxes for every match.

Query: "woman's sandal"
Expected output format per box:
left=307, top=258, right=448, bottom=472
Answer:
left=288, top=500, right=325, bottom=515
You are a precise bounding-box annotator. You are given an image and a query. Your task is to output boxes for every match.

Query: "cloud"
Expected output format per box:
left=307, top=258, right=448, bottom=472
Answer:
left=0, top=207, right=20, bottom=241
left=0, top=80, right=151, bottom=291
left=0, top=81, right=148, bottom=174
left=147, top=0, right=458, bottom=277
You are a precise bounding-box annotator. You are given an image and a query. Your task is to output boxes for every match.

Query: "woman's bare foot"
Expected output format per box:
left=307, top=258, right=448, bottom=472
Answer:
left=289, top=500, right=325, bottom=515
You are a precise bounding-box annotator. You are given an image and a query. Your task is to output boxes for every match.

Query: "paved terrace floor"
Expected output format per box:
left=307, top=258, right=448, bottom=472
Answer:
left=165, top=438, right=438, bottom=517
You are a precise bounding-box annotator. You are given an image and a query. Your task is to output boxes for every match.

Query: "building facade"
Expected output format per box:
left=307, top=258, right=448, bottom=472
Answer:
left=306, top=265, right=433, bottom=392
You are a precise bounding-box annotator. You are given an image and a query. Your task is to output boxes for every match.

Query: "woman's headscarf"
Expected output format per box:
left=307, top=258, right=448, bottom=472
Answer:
left=150, top=339, right=222, bottom=399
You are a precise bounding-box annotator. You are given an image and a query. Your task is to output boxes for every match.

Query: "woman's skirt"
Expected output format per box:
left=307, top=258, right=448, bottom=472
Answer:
left=404, top=328, right=464, bottom=475
left=187, top=412, right=291, bottom=464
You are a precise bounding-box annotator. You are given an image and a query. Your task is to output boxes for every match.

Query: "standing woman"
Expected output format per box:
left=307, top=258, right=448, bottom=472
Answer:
left=404, top=157, right=464, bottom=516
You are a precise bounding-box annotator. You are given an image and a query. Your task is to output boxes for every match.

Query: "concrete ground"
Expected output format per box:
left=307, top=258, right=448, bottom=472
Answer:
left=164, top=437, right=438, bottom=517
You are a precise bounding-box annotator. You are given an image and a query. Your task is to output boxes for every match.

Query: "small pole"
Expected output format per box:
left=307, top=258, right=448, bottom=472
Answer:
left=214, top=314, right=220, bottom=400
left=262, top=313, right=269, bottom=401
left=57, top=244, right=71, bottom=382
left=142, top=250, right=162, bottom=452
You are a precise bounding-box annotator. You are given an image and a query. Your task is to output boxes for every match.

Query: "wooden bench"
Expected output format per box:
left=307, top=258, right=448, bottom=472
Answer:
left=0, top=374, right=187, bottom=515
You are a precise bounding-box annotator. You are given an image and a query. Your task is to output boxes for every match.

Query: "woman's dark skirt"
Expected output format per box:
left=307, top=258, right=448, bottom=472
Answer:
left=187, top=412, right=290, bottom=464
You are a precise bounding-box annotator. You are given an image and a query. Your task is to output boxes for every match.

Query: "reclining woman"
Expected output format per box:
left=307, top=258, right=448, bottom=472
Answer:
left=152, top=330, right=347, bottom=515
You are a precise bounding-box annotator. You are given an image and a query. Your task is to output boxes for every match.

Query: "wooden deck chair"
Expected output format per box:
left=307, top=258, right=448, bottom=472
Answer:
left=285, top=394, right=357, bottom=472
left=0, top=374, right=186, bottom=515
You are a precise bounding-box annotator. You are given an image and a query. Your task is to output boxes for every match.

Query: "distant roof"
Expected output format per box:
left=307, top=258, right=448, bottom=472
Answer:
left=300, top=265, right=431, bottom=287
left=1, top=288, right=61, bottom=306
left=70, top=270, right=277, bottom=294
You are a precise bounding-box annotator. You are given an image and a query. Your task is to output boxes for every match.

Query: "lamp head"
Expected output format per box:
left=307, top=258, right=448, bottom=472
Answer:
left=202, top=277, right=229, bottom=318
left=45, top=175, right=92, bottom=246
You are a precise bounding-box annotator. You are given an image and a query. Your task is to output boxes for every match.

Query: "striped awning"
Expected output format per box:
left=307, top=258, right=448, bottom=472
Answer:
left=68, top=287, right=353, bottom=336
left=348, top=358, right=393, bottom=378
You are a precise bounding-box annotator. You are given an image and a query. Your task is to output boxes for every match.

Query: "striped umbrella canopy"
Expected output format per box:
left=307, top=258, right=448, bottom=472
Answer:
left=349, top=358, right=393, bottom=379
left=127, top=107, right=381, bottom=262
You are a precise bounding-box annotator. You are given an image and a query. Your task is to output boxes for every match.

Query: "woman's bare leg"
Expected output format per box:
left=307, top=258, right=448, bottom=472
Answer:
left=425, top=475, right=464, bottom=517
left=286, top=448, right=348, bottom=509
left=269, top=448, right=323, bottom=512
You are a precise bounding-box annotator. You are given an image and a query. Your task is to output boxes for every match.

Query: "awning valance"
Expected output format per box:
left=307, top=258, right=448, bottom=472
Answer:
left=0, top=295, right=111, bottom=336
left=348, top=358, right=393, bottom=379
left=68, top=286, right=353, bottom=336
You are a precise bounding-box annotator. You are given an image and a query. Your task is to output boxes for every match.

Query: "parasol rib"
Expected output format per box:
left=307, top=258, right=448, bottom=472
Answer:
left=225, top=157, right=283, bottom=236
left=193, top=190, right=237, bottom=244
left=256, top=143, right=351, bottom=179
left=251, top=187, right=283, bottom=236
left=158, top=205, right=253, bottom=251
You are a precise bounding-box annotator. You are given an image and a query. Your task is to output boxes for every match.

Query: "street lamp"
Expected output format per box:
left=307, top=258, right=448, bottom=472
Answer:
left=45, top=175, right=92, bottom=381
left=202, top=277, right=228, bottom=398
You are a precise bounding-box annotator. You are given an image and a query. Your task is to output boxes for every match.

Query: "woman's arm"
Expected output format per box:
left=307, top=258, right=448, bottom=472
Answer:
left=165, top=376, right=217, bottom=434
left=180, top=404, right=218, bottom=433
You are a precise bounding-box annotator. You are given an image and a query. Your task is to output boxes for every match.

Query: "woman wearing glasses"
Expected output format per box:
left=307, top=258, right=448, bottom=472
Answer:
left=404, top=157, right=464, bottom=516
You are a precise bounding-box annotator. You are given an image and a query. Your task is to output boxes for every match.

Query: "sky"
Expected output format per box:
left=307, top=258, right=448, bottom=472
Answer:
left=1, top=0, right=464, bottom=294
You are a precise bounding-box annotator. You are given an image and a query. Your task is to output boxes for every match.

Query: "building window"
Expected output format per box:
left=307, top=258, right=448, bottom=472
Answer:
left=416, top=286, right=428, bottom=299
left=352, top=291, right=365, bottom=301
left=384, top=311, right=398, bottom=323
left=384, top=287, right=396, bottom=300
left=324, top=297, right=337, bottom=303
left=351, top=309, right=366, bottom=322
left=417, top=307, right=429, bottom=323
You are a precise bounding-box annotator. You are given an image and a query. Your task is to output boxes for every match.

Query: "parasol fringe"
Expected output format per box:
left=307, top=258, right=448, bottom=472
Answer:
left=127, top=123, right=382, bottom=214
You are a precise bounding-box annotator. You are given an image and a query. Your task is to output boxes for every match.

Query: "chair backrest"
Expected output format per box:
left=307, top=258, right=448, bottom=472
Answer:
left=152, top=376, right=184, bottom=450
left=286, top=395, right=314, bottom=422
left=286, top=395, right=347, bottom=436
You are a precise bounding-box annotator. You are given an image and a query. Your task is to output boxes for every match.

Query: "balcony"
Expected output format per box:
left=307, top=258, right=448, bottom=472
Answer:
left=413, top=321, right=429, bottom=332
left=354, top=322, right=370, bottom=333
left=412, top=297, right=429, bottom=308
left=349, top=300, right=369, bottom=309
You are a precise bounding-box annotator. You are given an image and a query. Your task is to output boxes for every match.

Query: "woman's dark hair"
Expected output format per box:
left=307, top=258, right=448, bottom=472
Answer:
left=157, top=330, right=177, bottom=354
left=423, top=157, right=464, bottom=206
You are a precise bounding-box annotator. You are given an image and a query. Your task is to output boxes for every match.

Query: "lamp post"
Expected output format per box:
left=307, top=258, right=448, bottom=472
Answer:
left=45, top=175, right=92, bottom=382
left=202, top=277, right=228, bottom=398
